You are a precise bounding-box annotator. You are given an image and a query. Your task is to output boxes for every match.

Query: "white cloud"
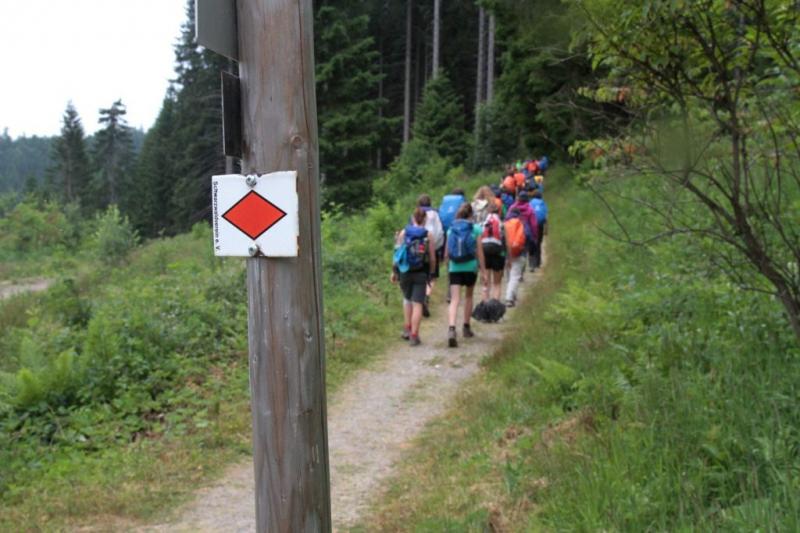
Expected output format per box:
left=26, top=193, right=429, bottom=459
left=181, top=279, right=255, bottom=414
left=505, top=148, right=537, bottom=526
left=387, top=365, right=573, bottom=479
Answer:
left=0, top=0, right=187, bottom=137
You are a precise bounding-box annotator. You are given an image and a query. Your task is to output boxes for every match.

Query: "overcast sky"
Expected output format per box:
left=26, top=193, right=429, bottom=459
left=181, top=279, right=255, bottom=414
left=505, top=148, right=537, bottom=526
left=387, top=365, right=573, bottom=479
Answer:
left=0, top=0, right=187, bottom=138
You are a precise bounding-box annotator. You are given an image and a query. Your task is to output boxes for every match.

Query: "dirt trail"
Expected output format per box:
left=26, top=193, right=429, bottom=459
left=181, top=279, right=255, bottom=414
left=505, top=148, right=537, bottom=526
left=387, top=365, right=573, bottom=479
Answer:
left=142, top=264, right=542, bottom=532
left=0, top=278, right=52, bottom=300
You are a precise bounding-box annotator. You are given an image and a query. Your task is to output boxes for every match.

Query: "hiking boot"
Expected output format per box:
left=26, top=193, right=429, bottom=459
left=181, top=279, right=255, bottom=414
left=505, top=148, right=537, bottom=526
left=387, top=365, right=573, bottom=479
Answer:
left=401, top=327, right=411, bottom=340
left=447, top=328, right=458, bottom=348
left=462, top=324, right=474, bottom=338
left=505, top=300, right=515, bottom=308
left=409, top=335, right=421, bottom=347
left=422, top=302, right=430, bottom=318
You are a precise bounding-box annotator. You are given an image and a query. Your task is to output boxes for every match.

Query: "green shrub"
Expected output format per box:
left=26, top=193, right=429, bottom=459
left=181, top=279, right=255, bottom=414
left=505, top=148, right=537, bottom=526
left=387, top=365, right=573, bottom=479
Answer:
left=91, top=205, right=138, bottom=265
left=0, top=200, right=70, bottom=252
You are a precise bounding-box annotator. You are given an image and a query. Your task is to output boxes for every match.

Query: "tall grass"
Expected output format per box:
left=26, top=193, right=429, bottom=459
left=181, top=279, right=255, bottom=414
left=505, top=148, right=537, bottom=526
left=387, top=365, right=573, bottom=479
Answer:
left=0, top=154, right=495, bottom=529
left=361, top=170, right=800, bottom=531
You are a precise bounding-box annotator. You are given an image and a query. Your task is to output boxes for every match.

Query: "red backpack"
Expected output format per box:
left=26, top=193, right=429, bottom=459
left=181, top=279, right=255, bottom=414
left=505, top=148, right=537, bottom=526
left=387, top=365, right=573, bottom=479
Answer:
left=481, top=214, right=504, bottom=256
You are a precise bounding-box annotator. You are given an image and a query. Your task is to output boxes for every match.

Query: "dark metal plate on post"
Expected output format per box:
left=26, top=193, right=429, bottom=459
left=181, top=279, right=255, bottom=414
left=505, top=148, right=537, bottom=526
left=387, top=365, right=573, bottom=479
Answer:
left=196, top=0, right=238, bottom=60
left=222, top=71, right=242, bottom=158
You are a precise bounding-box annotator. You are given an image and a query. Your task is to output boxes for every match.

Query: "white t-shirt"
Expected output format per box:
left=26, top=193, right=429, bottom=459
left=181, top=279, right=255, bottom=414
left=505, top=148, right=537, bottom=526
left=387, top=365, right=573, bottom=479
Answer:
left=424, top=209, right=445, bottom=250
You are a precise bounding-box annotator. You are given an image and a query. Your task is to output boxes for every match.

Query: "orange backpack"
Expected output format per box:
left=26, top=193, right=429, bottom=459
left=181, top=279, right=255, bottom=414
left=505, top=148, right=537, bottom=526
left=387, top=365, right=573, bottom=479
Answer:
left=505, top=218, right=526, bottom=257
left=514, top=172, right=526, bottom=188
left=502, top=176, right=516, bottom=193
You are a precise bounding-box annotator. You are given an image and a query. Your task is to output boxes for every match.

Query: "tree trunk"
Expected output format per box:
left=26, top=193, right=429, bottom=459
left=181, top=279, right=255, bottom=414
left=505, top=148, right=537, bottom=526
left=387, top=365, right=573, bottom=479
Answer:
left=474, top=7, right=486, bottom=163
left=476, top=7, right=486, bottom=107
left=487, top=13, right=496, bottom=102
left=377, top=53, right=383, bottom=168
left=432, top=0, right=441, bottom=78
left=403, top=0, right=413, bottom=144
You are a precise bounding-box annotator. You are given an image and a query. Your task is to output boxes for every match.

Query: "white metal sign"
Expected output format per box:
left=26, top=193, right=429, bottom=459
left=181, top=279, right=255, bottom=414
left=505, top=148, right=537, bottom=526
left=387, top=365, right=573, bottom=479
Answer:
left=212, top=172, right=299, bottom=257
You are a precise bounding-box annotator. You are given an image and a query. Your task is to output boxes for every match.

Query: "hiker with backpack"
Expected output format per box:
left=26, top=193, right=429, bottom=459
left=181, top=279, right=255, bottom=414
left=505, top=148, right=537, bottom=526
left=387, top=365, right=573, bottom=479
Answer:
left=506, top=188, right=538, bottom=267
left=439, top=188, right=466, bottom=234
left=500, top=177, right=516, bottom=213
left=529, top=188, right=548, bottom=269
left=391, top=207, right=437, bottom=346
left=480, top=201, right=506, bottom=301
left=503, top=207, right=528, bottom=307
left=417, top=194, right=445, bottom=317
left=471, top=185, right=498, bottom=225
left=444, top=203, right=486, bottom=348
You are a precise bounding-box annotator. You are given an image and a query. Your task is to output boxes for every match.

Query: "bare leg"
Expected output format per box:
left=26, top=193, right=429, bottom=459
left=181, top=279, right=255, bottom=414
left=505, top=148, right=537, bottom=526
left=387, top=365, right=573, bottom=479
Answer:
left=403, top=300, right=412, bottom=326
left=448, top=284, right=461, bottom=327
left=491, top=270, right=503, bottom=300
left=481, top=276, right=490, bottom=302
left=410, top=302, right=423, bottom=336
left=464, top=284, right=475, bottom=325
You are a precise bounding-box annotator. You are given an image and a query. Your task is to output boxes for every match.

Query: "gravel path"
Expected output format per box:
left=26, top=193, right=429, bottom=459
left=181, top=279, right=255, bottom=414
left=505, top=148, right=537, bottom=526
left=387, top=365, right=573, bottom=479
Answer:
left=142, top=264, right=542, bottom=532
left=0, top=278, right=52, bottom=300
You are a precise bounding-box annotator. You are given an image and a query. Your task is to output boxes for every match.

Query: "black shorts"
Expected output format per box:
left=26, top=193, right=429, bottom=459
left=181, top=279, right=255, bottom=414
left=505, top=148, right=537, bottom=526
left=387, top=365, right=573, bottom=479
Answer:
left=399, top=271, right=428, bottom=303
left=485, top=254, right=505, bottom=272
left=449, top=271, right=477, bottom=287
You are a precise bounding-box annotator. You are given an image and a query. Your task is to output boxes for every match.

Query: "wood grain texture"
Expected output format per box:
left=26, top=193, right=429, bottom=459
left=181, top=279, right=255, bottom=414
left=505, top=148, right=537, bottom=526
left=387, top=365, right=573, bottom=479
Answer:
left=238, top=0, right=331, bottom=531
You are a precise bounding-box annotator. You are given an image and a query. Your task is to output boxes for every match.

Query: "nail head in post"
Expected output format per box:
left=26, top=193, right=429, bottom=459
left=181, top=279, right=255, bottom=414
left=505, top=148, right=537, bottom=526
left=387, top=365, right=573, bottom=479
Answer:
left=248, top=244, right=260, bottom=257
left=246, top=175, right=258, bottom=188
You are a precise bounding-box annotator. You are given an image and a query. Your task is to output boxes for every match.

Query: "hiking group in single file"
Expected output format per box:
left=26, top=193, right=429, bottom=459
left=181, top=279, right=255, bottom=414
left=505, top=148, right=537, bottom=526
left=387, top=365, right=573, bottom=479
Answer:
left=392, top=157, right=550, bottom=347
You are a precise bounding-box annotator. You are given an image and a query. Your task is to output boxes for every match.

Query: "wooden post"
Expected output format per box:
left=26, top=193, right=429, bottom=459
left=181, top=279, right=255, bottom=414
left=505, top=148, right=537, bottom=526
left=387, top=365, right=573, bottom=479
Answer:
left=236, top=0, right=331, bottom=531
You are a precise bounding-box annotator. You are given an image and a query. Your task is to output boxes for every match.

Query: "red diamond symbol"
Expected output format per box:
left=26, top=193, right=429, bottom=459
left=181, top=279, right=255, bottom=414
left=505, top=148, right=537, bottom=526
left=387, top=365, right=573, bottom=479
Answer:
left=222, top=191, right=287, bottom=240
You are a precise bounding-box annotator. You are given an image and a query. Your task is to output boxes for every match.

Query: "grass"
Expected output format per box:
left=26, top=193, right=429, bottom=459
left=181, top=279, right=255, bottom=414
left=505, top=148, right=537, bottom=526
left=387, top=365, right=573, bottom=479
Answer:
left=357, top=171, right=800, bottom=531
left=0, top=163, right=499, bottom=530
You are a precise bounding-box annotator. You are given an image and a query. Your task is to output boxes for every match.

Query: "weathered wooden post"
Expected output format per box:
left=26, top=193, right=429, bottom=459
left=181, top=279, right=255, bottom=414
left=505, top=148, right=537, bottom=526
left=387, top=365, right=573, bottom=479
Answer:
left=200, top=0, right=330, bottom=528
left=237, top=0, right=331, bottom=531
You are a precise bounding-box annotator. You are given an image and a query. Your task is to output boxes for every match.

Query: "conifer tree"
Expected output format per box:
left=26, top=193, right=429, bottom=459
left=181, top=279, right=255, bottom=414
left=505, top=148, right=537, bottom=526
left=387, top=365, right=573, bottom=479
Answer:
left=166, top=0, right=228, bottom=232
left=131, top=0, right=227, bottom=235
left=315, top=1, right=391, bottom=206
left=412, top=71, right=468, bottom=163
left=91, top=100, right=135, bottom=210
left=48, top=102, right=90, bottom=205
left=130, top=95, right=178, bottom=235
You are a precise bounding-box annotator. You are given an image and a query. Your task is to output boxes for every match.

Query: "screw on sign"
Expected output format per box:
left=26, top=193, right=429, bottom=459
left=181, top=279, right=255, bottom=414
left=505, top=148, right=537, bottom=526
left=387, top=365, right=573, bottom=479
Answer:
left=211, top=172, right=299, bottom=257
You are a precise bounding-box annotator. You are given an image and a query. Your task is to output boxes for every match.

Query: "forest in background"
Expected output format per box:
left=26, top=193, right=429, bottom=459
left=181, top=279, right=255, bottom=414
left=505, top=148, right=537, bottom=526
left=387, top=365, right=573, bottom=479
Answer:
left=0, top=0, right=615, bottom=234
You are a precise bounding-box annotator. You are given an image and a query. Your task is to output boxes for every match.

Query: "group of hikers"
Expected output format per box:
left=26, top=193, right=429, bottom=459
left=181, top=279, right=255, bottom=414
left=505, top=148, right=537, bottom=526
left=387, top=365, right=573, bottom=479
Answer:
left=392, top=157, right=551, bottom=347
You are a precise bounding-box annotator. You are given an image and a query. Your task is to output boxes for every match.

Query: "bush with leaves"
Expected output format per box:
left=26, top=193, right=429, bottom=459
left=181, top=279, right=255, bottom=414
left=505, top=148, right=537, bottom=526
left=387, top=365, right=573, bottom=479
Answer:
left=91, top=205, right=138, bottom=265
left=0, top=200, right=70, bottom=253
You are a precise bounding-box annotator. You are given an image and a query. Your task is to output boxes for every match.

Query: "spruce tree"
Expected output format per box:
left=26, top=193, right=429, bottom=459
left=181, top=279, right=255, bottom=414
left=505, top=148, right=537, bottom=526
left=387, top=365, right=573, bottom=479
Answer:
left=130, top=95, right=178, bottom=236
left=131, top=0, right=227, bottom=235
left=48, top=102, right=91, bottom=206
left=412, top=71, right=468, bottom=163
left=167, top=0, right=228, bottom=232
left=91, top=100, right=135, bottom=210
left=315, top=1, right=391, bottom=206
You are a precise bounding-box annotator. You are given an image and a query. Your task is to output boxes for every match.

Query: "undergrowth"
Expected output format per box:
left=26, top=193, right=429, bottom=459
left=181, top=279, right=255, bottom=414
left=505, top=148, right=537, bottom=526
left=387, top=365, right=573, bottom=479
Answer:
left=360, top=170, right=800, bottom=531
left=0, top=150, right=492, bottom=529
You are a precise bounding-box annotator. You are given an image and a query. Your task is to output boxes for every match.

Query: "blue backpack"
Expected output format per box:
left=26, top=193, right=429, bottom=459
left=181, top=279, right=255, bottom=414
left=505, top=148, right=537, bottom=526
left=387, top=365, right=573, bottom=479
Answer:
left=439, top=194, right=464, bottom=231
left=538, top=156, right=550, bottom=171
left=393, top=225, right=428, bottom=273
left=501, top=192, right=514, bottom=211
left=530, top=198, right=548, bottom=224
left=447, top=219, right=476, bottom=263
